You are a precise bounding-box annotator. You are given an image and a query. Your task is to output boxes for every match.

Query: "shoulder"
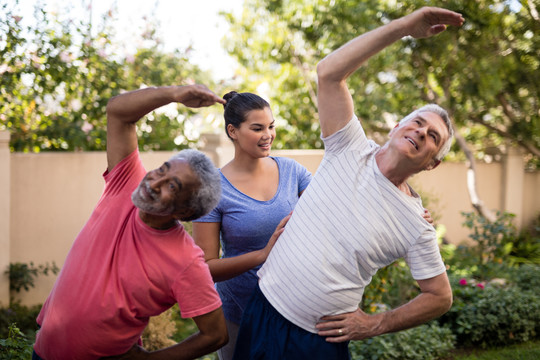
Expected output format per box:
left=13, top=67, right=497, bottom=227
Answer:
left=272, top=156, right=307, bottom=170
left=322, top=115, right=370, bottom=154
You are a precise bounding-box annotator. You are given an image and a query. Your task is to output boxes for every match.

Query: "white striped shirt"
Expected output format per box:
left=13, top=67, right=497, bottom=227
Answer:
left=258, top=116, right=446, bottom=333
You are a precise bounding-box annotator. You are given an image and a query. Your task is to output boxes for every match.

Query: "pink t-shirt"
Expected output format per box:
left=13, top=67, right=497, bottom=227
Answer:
left=34, top=150, right=221, bottom=360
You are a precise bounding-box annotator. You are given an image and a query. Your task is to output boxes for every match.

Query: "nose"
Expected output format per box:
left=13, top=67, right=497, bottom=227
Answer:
left=148, top=173, right=166, bottom=192
left=261, top=129, right=271, bottom=139
left=415, top=126, right=427, bottom=139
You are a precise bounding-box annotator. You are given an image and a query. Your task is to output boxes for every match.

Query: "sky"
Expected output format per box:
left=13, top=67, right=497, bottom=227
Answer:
left=17, top=0, right=244, bottom=80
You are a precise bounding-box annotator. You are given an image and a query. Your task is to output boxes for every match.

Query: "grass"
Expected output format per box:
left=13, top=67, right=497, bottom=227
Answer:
left=445, top=340, right=540, bottom=360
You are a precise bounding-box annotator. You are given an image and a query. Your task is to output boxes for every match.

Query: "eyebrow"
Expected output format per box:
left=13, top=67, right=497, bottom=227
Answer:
left=416, top=115, right=441, bottom=143
left=162, top=162, right=183, bottom=189
left=250, top=119, right=276, bottom=127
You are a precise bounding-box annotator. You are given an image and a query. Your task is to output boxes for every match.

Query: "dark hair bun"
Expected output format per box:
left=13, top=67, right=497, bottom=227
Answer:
left=223, top=91, right=238, bottom=109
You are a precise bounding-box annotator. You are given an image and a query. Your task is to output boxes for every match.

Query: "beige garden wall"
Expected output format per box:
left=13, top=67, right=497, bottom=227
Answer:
left=2, top=131, right=539, bottom=307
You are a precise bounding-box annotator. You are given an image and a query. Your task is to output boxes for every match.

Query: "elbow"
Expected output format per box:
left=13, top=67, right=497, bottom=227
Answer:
left=437, top=289, right=453, bottom=317
left=105, top=96, right=118, bottom=118
left=316, top=56, right=348, bottom=88
left=210, top=328, right=229, bottom=352
left=443, top=292, right=453, bottom=313
left=316, top=58, right=332, bottom=82
left=218, top=331, right=229, bottom=349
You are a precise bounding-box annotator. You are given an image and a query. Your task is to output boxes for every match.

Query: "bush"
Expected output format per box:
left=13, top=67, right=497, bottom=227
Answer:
left=0, top=323, right=34, bottom=360
left=440, top=280, right=540, bottom=348
left=507, top=264, right=540, bottom=292
left=142, top=308, right=177, bottom=351
left=349, top=323, right=455, bottom=360
left=0, top=303, right=41, bottom=339
left=361, top=260, right=418, bottom=312
left=6, top=262, right=59, bottom=293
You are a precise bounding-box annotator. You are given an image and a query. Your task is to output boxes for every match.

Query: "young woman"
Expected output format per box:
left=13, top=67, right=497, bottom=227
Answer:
left=192, top=91, right=312, bottom=360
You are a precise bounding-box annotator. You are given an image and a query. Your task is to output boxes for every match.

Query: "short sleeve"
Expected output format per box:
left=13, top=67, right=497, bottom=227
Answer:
left=321, top=115, right=371, bottom=155
left=173, top=253, right=221, bottom=318
left=296, top=162, right=312, bottom=193
left=404, top=229, right=446, bottom=280
left=192, top=204, right=222, bottom=223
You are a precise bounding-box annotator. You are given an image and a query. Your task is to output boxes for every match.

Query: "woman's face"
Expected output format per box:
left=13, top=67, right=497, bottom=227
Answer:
left=230, top=107, right=276, bottom=158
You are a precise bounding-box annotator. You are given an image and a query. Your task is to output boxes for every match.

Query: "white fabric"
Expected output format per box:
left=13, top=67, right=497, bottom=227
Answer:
left=258, top=116, right=446, bottom=333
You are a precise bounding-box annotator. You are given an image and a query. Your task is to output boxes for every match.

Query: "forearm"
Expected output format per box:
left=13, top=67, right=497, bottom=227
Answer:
left=371, top=289, right=452, bottom=337
left=317, top=18, right=407, bottom=83
left=147, top=331, right=226, bottom=360
left=207, top=250, right=266, bottom=283
left=106, top=86, right=179, bottom=125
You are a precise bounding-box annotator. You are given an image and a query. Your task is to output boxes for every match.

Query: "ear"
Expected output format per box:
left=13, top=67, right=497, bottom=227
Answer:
left=389, top=123, right=400, bottom=136
left=227, top=124, right=238, bottom=140
left=172, top=206, right=195, bottom=222
left=425, top=159, right=441, bottom=171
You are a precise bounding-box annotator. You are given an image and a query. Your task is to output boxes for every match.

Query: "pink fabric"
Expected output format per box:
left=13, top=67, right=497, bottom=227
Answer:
left=34, top=150, right=221, bottom=359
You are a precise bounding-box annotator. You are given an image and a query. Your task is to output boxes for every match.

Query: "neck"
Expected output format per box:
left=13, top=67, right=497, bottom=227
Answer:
left=230, top=153, right=269, bottom=174
left=375, top=146, right=413, bottom=190
left=139, top=211, right=178, bottom=230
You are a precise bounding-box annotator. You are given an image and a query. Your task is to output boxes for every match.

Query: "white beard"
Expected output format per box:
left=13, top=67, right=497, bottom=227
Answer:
left=131, top=181, right=175, bottom=216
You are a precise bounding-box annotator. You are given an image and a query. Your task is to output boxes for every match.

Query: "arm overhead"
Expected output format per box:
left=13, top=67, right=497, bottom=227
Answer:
left=105, top=85, right=225, bottom=172
left=316, top=7, right=464, bottom=138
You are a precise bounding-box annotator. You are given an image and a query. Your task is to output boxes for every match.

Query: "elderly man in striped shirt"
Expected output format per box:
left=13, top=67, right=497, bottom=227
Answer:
left=233, top=6, right=464, bottom=360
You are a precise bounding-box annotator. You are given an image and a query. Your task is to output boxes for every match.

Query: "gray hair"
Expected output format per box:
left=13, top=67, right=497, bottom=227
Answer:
left=169, top=149, right=221, bottom=221
left=399, top=104, right=454, bottom=161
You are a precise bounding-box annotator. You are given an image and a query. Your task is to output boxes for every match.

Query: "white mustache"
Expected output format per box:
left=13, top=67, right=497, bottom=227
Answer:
left=142, top=181, right=158, bottom=201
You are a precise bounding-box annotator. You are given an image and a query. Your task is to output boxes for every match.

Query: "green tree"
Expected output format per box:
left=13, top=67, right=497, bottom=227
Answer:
left=0, top=1, right=223, bottom=152
left=223, top=0, right=539, bottom=169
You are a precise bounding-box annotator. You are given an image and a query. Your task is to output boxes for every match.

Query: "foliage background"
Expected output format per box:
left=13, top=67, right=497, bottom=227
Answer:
left=222, top=0, right=539, bottom=168
left=1, top=0, right=538, bottom=170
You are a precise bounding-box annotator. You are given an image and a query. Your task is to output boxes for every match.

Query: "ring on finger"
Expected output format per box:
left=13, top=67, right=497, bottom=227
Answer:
left=338, top=329, right=343, bottom=335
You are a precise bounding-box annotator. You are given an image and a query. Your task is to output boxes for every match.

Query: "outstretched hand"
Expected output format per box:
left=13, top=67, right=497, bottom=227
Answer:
left=176, top=84, right=226, bottom=108
left=403, top=7, right=464, bottom=39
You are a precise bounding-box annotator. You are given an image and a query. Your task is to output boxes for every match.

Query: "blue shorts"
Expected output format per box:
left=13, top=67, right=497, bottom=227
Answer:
left=232, top=284, right=351, bottom=360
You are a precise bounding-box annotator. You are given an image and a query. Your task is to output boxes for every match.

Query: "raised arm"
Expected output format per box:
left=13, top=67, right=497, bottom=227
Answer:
left=316, top=7, right=464, bottom=137
left=105, top=85, right=225, bottom=171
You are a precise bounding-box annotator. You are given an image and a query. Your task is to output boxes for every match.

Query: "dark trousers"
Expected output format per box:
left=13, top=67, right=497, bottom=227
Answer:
left=232, top=284, right=351, bottom=360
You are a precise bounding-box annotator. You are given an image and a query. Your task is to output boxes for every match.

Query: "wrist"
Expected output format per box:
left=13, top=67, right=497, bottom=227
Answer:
left=389, top=17, right=411, bottom=38
left=255, top=247, right=269, bottom=264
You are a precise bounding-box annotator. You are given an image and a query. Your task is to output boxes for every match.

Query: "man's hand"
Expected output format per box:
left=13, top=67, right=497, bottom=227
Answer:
left=175, top=84, right=226, bottom=108
left=423, top=209, right=434, bottom=224
left=401, top=7, right=464, bottom=39
left=316, top=308, right=381, bottom=342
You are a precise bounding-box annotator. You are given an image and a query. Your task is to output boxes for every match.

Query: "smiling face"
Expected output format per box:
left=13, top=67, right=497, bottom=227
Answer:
left=389, top=111, right=449, bottom=171
left=131, top=158, right=201, bottom=218
left=228, top=107, right=276, bottom=158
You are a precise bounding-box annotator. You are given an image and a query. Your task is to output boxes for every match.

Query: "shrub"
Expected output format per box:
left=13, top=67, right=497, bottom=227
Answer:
left=142, top=308, right=177, bottom=351
left=6, top=262, right=59, bottom=293
left=507, top=264, right=540, bottom=292
left=440, top=281, right=540, bottom=348
left=361, top=260, right=418, bottom=312
left=349, top=323, right=455, bottom=360
left=0, top=303, right=41, bottom=339
left=458, top=211, right=516, bottom=280
left=0, top=323, right=34, bottom=360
